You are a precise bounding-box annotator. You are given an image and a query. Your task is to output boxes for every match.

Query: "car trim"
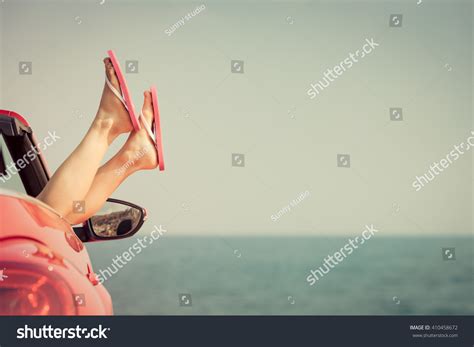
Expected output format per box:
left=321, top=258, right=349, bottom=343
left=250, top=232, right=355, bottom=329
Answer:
left=0, top=109, right=30, bottom=127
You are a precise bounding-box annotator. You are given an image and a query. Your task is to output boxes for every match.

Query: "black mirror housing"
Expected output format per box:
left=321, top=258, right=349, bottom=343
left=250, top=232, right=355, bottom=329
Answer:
left=74, top=198, right=147, bottom=242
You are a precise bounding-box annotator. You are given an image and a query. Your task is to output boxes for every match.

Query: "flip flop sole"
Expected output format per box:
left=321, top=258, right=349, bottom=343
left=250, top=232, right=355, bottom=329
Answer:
left=150, top=86, right=165, bottom=171
left=107, top=50, right=141, bottom=131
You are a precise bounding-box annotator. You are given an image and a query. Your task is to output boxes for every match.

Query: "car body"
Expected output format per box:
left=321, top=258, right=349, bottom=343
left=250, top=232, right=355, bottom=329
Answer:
left=0, top=110, right=146, bottom=315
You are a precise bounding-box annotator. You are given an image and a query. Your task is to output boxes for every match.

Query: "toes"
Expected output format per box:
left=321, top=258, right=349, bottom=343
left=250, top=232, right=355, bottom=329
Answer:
left=141, top=91, right=154, bottom=122
left=104, top=57, right=120, bottom=90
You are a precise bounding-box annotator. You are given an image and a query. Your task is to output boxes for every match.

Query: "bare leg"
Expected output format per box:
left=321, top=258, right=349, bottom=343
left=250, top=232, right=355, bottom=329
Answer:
left=37, top=58, right=133, bottom=217
left=65, top=91, right=158, bottom=224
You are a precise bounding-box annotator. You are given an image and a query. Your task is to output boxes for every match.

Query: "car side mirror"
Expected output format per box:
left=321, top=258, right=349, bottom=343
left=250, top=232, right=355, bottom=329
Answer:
left=74, top=198, right=147, bottom=242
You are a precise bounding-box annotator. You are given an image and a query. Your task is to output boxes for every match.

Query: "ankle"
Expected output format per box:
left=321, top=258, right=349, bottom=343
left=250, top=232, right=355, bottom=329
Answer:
left=92, top=112, right=120, bottom=143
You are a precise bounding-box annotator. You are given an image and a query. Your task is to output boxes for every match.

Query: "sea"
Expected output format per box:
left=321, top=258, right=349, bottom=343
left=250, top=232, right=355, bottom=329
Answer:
left=87, top=236, right=473, bottom=315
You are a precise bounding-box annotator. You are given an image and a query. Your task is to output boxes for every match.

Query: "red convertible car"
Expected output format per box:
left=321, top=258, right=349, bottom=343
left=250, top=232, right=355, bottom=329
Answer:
left=0, top=109, right=147, bottom=315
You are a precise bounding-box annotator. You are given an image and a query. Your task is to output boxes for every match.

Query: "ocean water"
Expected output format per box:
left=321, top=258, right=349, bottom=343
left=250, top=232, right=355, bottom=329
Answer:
left=87, top=237, right=473, bottom=315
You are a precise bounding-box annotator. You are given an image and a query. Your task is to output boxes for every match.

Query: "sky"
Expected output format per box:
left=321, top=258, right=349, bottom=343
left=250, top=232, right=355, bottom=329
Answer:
left=0, top=0, right=472, bottom=235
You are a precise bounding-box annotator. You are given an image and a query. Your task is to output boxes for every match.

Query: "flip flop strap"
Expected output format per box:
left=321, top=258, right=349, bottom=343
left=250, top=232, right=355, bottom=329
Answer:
left=139, top=112, right=157, bottom=145
left=105, top=76, right=129, bottom=111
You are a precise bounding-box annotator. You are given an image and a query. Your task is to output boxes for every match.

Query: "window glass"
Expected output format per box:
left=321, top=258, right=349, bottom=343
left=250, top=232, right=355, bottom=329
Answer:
left=0, top=134, right=27, bottom=195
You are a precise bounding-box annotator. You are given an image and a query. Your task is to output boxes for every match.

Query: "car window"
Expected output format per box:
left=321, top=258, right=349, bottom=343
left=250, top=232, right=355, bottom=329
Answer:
left=0, top=134, right=27, bottom=195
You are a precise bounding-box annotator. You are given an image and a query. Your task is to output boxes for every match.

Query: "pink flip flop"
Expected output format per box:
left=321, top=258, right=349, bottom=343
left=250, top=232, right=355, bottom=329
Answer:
left=106, top=50, right=141, bottom=131
left=151, top=86, right=165, bottom=171
left=139, top=86, right=165, bottom=171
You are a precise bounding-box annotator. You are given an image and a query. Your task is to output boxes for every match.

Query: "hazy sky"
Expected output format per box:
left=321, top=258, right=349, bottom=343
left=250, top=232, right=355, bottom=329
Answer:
left=0, top=0, right=472, bottom=235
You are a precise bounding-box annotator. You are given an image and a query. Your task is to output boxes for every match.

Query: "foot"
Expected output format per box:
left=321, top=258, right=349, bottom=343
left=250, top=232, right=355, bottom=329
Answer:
left=119, top=91, right=159, bottom=171
left=94, top=58, right=133, bottom=141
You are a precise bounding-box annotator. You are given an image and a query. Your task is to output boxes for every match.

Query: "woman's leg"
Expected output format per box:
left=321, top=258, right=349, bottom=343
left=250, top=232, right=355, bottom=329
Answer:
left=37, top=58, right=133, bottom=217
left=65, top=91, right=158, bottom=224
